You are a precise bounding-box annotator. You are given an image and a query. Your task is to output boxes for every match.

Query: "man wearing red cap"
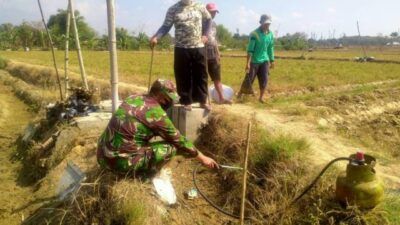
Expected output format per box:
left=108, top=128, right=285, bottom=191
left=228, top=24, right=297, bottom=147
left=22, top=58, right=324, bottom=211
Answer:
left=205, top=3, right=232, bottom=104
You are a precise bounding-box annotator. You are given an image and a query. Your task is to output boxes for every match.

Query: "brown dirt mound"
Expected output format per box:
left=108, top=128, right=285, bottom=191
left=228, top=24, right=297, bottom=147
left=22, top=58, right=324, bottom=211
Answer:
left=5, top=61, right=146, bottom=101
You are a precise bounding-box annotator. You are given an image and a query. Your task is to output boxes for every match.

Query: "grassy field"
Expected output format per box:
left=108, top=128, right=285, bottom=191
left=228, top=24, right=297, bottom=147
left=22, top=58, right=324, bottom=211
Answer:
left=230, top=47, right=400, bottom=61
left=1, top=49, right=400, bottom=94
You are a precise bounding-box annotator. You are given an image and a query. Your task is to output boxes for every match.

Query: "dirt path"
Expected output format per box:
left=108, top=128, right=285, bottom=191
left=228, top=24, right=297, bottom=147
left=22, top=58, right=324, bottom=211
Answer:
left=221, top=104, right=400, bottom=189
left=0, top=82, right=35, bottom=224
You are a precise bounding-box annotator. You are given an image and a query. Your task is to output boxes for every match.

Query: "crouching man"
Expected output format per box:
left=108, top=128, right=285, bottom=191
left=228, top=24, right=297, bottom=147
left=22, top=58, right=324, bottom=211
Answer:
left=97, top=79, right=219, bottom=174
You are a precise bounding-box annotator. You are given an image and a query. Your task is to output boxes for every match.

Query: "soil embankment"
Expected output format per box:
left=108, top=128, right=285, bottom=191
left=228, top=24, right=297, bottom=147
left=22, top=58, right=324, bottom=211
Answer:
left=0, top=80, right=35, bottom=224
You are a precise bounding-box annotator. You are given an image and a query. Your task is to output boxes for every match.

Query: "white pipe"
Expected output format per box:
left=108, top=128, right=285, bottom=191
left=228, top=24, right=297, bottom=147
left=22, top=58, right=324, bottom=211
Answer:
left=107, top=0, right=119, bottom=113
left=69, top=0, right=89, bottom=90
left=64, top=2, right=71, bottom=99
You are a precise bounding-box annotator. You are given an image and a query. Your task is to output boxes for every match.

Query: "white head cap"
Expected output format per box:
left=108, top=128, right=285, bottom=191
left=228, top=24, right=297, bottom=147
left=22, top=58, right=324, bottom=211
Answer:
left=260, top=14, right=272, bottom=24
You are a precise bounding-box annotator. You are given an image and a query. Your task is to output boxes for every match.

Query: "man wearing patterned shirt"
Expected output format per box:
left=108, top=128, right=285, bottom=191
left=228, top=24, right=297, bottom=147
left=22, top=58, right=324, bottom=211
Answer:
left=150, top=0, right=212, bottom=111
left=97, top=79, right=219, bottom=173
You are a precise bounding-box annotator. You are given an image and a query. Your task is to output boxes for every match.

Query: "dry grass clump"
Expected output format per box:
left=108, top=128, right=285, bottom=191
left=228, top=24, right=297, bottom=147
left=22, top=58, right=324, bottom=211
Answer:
left=23, top=171, right=166, bottom=225
left=0, top=70, right=57, bottom=111
left=5, top=61, right=145, bottom=101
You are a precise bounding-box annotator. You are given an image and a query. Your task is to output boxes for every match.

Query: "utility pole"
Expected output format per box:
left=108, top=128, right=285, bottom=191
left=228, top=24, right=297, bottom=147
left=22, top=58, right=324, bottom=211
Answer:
left=64, top=1, right=72, bottom=99
left=107, top=0, right=119, bottom=113
left=69, top=0, right=89, bottom=90
left=37, top=0, right=64, bottom=101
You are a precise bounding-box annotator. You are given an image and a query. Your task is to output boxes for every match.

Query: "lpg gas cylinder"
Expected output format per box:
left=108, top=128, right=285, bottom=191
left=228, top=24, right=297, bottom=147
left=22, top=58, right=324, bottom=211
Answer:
left=336, top=152, right=384, bottom=209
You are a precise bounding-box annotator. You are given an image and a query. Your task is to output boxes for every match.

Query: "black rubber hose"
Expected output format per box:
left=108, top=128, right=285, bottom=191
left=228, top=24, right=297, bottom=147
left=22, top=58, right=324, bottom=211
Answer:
left=193, top=164, right=251, bottom=220
left=291, top=157, right=351, bottom=204
left=193, top=157, right=352, bottom=220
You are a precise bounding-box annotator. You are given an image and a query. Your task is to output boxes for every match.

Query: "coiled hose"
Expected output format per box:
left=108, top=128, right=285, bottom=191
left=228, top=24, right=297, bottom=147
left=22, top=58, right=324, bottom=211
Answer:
left=192, top=157, right=352, bottom=220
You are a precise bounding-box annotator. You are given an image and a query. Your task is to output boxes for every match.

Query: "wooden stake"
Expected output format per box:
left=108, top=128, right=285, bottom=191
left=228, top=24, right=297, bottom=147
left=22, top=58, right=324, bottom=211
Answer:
left=147, top=48, right=155, bottom=93
left=240, top=122, right=252, bottom=225
left=37, top=0, right=63, bottom=101
left=205, top=47, right=212, bottom=105
left=106, top=0, right=119, bottom=113
left=64, top=2, right=71, bottom=99
left=69, top=0, right=89, bottom=90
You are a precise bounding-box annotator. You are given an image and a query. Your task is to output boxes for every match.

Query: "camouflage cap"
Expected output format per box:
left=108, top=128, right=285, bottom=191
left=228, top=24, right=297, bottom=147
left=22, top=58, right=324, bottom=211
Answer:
left=151, top=79, right=179, bottom=103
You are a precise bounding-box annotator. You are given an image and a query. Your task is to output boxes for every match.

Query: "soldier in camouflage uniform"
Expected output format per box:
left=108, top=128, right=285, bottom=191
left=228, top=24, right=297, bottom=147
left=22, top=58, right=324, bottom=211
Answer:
left=97, top=79, right=219, bottom=173
left=150, top=0, right=212, bottom=111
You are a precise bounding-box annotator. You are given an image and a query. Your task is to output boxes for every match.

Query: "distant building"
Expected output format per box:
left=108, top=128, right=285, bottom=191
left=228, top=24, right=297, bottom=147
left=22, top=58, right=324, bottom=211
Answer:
left=386, top=42, right=400, bottom=46
left=334, top=43, right=344, bottom=49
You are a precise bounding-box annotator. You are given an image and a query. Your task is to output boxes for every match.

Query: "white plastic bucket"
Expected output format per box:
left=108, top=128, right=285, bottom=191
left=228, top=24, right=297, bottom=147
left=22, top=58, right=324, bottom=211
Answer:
left=208, top=84, right=234, bottom=102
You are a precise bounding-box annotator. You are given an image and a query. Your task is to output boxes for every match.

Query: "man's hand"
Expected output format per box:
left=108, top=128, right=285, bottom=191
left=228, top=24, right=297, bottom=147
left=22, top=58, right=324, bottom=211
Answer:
left=270, top=61, right=275, bottom=69
left=201, top=36, right=208, bottom=44
left=245, top=62, right=251, bottom=73
left=197, top=152, right=219, bottom=169
left=216, top=55, right=221, bottom=65
left=150, top=37, right=158, bottom=49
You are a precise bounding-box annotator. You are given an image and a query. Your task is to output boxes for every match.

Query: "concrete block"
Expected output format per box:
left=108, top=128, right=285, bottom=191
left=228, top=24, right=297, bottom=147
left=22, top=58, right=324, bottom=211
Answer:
left=74, top=112, right=111, bottom=131
left=167, top=105, right=209, bottom=142
left=98, top=100, right=123, bottom=113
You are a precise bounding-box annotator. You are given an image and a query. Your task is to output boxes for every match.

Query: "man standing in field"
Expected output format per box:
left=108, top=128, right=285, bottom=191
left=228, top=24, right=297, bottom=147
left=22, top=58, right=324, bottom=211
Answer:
left=97, top=79, right=219, bottom=174
left=205, top=3, right=232, bottom=104
left=150, top=0, right=212, bottom=111
left=238, top=14, right=275, bottom=103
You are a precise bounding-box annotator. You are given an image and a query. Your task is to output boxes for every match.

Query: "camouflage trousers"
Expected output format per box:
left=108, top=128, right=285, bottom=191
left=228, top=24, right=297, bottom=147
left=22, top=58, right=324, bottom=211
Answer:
left=97, top=142, right=177, bottom=173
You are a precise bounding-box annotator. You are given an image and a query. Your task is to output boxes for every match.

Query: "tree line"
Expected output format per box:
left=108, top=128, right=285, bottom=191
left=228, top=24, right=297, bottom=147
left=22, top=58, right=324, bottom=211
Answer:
left=0, top=9, right=163, bottom=51
left=1, top=9, right=399, bottom=51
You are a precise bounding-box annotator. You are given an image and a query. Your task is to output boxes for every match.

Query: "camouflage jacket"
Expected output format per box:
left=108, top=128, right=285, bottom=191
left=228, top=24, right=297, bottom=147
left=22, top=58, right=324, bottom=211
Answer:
left=98, top=95, right=198, bottom=159
left=156, top=1, right=211, bottom=48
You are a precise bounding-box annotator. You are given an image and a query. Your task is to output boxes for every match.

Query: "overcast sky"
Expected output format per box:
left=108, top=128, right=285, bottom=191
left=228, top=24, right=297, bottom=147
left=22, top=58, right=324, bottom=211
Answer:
left=1, top=0, right=399, bottom=38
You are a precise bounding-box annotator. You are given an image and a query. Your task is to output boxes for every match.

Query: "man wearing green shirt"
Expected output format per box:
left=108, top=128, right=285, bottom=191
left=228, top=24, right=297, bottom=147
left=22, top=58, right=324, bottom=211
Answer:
left=238, top=14, right=275, bottom=103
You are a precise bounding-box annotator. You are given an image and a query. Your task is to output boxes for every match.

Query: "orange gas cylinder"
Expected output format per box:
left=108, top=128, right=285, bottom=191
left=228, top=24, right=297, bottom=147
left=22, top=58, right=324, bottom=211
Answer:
left=336, top=152, right=384, bottom=209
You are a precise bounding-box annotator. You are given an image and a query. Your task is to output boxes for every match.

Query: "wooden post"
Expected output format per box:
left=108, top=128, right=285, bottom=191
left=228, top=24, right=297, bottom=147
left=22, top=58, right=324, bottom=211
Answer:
left=64, top=2, right=71, bottom=99
left=37, top=0, right=64, bottom=101
left=357, top=21, right=367, bottom=58
left=69, top=0, right=89, bottom=90
left=107, top=0, right=119, bottom=113
left=240, top=122, right=252, bottom=225
left=204, top=47, right=212, bottom=105
left=147, top=48, right=155, bottom=93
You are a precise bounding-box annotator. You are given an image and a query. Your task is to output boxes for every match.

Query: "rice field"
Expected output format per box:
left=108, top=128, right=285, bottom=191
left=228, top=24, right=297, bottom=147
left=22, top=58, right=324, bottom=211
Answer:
left=230, top=47, right=400, bottom=61
left=1, top=49, right=400, bottom=94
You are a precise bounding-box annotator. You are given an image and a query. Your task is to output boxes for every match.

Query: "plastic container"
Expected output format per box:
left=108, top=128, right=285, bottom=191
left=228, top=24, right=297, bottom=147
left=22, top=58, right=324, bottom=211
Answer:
left=208, top=84, right=234, bottom=102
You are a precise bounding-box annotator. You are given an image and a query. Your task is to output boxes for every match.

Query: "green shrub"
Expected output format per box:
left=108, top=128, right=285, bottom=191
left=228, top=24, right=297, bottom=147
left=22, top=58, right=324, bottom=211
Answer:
left=0, top=57, right=8, bottom=69
left=251, top=128, right=310, bottom=167
left=121, top=199, right=147, bottom=225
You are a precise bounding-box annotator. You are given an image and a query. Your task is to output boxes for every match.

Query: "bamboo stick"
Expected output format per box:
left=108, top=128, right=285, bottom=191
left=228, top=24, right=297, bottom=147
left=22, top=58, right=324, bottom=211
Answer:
left=205, top=47, right=212, bottom=105
left=69, top=0, right=89, bottom=90
left=106, top=0, right=119, bottom=113
left=240, top=122, right=252, bottom=225
left=147, top=48, right=155, bottom=93
left=37, top=0, right=63, bottom=101
left=64, top=2, right=71, bottom=99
